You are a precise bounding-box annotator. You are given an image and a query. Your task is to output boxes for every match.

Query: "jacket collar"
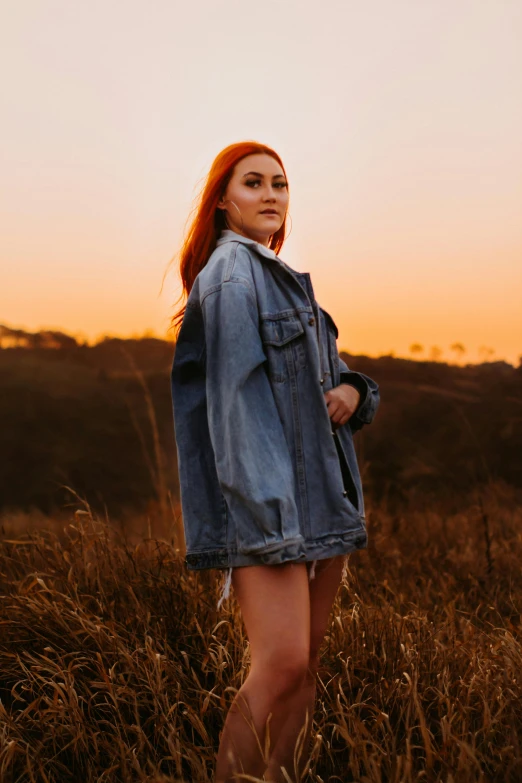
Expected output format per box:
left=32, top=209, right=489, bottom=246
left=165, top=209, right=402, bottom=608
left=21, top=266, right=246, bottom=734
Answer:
left=216, top=230, right=325, bottom=382
left=216, top=229, right=279, bottom=262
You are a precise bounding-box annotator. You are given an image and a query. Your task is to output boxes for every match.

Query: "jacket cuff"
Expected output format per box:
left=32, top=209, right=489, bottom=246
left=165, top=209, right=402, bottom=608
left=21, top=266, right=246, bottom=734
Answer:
left=339, top=370, right=370, bottom=412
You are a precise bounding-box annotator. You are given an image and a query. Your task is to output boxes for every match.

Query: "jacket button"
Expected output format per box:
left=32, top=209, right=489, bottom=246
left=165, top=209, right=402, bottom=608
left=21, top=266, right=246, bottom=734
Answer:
left=343, top=490, right=348, bottom=496
left=308, top=317, right=315, bottom=325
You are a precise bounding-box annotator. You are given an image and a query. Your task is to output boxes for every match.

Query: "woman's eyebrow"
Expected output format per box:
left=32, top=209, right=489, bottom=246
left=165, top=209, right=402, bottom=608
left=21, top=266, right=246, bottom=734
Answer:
left=241, top=171, right=285, bottom=179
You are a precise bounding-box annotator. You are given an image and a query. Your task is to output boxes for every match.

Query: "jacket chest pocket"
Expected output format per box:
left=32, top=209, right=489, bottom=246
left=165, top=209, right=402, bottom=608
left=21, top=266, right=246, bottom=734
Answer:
left=260, top=313, right=308, bottom=383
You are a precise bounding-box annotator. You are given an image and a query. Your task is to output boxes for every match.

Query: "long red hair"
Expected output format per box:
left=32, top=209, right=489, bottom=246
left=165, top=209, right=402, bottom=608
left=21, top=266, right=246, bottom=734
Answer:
left=166, top=141, right=290, bottom=339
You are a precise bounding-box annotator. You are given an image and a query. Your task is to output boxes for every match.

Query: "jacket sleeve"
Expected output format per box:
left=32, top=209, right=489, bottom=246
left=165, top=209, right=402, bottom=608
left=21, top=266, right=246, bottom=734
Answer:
left=201, top=280, right=300, bottom=538
left=338, top=355, right=381, bottom=434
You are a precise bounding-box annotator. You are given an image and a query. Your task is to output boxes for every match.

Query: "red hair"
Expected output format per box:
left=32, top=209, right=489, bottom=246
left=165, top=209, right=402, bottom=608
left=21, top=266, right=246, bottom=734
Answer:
left=166, top=141, right=290, bottom=338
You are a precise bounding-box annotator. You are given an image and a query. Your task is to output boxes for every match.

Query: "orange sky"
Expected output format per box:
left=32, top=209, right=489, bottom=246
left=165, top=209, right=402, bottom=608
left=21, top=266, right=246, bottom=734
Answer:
left=2, top=0, right=521, bottom=365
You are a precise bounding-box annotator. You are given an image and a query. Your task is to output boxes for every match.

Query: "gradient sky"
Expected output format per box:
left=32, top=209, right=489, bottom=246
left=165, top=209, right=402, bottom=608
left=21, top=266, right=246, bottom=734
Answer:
left=2, top=0, right=521, bottom=365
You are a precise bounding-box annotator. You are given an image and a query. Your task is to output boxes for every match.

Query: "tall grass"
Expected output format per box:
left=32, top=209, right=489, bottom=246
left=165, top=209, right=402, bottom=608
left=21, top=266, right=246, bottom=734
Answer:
left=0, top=481, right=521, bottom=782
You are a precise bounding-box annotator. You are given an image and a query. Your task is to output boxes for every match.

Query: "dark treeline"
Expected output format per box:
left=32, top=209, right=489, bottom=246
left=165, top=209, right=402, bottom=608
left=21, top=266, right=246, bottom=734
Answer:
left=1, top=332, right=521, bottom=519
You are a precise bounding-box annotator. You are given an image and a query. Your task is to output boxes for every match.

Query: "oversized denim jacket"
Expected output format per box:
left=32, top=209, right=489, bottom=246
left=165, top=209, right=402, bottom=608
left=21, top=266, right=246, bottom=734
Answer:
left=170, top=229, right=380, bottom=584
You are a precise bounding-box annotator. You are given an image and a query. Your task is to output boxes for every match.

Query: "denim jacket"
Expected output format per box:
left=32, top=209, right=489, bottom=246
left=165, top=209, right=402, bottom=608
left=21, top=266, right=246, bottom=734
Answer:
left=170, top=229, right=380, bottom=575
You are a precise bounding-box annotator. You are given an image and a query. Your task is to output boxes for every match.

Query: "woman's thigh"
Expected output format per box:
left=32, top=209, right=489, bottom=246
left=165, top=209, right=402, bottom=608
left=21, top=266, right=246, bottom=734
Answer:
left=231, top=556, right=346, bottom=669
left=306, top=555, right=346, bottom=663
left=231, top=563, right=311, bottom=670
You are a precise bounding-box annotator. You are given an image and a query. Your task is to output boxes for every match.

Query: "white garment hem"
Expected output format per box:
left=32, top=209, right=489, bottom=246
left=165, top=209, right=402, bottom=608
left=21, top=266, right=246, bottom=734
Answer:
left=216, top=566, right=233, bottom=610
left=216, top=555, right=348, bottom=610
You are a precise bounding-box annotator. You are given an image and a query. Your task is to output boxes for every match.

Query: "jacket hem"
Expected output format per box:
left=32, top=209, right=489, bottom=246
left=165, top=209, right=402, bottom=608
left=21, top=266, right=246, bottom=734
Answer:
left=184, top=527, right=367, bottom=571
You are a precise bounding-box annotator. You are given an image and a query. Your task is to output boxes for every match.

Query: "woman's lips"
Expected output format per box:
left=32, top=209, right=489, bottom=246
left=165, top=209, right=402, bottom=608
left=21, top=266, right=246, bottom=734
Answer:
left=260, top=211, right=278, bottom=215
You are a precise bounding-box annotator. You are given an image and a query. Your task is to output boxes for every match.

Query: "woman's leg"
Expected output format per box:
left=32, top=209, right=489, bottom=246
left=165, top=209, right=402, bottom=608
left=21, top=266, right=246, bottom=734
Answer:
left=263, top=554, right=346, bottom=783
left=214, top=562, right=311, bottom=783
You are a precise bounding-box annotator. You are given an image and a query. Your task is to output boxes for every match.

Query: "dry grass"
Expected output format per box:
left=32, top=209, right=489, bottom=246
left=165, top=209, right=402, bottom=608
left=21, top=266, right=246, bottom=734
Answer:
left=1, top=482, right=521, bottom=782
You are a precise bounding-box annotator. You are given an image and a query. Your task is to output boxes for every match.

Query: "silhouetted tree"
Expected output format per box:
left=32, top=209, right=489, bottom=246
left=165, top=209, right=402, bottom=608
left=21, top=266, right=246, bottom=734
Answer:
left=410, top=343, right=424, bottom=358
left=450, top=342, right=466, bottom=364
left=478, top=345, right=496, bottom=362
left=0, top=324, right=78, bottom=350
left=34, top=331, right=78, bottom=350
left=0, top=325, right=31, bottom=348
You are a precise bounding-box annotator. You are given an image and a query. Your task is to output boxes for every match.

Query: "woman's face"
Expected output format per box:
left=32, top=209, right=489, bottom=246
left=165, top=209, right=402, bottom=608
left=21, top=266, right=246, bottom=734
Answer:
left=217, top=153, right=289, bottom=247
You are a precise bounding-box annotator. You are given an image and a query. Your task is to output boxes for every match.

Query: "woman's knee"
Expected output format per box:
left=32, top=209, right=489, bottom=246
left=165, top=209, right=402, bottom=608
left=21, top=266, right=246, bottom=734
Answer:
left=252, top=648, right=309, bottom=698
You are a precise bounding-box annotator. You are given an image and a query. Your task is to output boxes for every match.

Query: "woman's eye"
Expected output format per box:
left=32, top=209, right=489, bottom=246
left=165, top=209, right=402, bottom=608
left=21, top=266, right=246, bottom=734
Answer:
left=245, top=180, right=288, bottom=188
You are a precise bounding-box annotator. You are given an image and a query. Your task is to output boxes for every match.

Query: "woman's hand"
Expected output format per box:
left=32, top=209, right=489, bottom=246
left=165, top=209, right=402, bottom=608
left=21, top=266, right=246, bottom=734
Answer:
left=323, top=383, right=361, bottom=430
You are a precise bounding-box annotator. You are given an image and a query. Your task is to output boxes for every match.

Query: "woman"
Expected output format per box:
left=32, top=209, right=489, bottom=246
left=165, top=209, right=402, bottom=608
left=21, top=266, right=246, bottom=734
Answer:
left=170, top=141, right=380, bottom=782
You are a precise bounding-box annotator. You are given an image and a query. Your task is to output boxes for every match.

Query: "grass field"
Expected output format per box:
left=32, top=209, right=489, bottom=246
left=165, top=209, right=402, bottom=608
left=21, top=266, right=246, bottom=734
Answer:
left=1, top=480, right=521, bottom=782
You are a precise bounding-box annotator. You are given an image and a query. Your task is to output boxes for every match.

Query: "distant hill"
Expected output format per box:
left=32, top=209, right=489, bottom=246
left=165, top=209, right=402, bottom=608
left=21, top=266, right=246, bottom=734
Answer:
left=0, top=329, right=520, bottom=518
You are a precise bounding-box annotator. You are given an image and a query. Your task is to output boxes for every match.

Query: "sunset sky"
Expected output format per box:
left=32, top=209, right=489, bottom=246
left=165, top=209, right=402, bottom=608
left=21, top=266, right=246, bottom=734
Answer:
left=2, top=0, right=521, bottom=365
